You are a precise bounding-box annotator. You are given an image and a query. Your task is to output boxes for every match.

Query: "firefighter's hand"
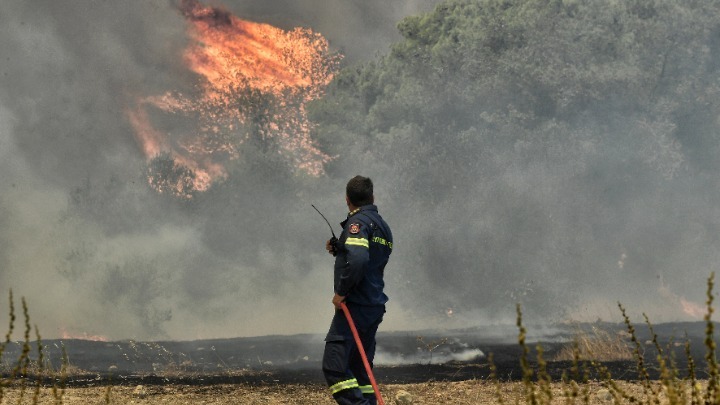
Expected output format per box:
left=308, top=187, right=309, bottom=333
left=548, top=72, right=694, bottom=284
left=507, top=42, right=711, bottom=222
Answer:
left=326, top=239, right=336, bottom=255
left=332, top=293, right=345, bottom=309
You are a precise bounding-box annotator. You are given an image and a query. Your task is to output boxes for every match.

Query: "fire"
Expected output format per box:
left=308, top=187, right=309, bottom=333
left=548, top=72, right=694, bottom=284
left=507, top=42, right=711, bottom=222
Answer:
left=128, top=0, right=341, bottom=198
left=679, top=297, right=705, bottom=319
left=59, top=327, right=109, bottom=342
left=657, top=275, right=705, bottom=320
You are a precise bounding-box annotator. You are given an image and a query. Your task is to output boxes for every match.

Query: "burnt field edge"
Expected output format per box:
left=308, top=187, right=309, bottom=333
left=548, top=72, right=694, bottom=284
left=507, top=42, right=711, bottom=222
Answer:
left=0, top=358, right=699, bottom=387
left=0, top=321, right=716, bottom=386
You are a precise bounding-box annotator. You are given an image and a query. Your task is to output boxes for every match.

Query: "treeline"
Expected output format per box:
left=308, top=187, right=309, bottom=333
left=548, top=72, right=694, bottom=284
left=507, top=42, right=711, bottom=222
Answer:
left=312, top=0, right=720, bottom=183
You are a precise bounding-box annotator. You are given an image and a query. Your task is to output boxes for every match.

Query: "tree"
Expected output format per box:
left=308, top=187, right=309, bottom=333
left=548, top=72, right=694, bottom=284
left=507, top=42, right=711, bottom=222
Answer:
left=146, top=153, right=197, bottom=199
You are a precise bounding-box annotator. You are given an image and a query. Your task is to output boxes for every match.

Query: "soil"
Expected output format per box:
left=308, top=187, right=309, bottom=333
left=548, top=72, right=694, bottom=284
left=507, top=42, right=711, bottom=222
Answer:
left=0, top=380, right=690, bottom=404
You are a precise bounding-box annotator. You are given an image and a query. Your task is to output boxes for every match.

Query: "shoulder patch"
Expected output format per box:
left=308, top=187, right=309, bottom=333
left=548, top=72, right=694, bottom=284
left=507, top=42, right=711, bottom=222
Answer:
left=348, top=223, right=361, bottom=234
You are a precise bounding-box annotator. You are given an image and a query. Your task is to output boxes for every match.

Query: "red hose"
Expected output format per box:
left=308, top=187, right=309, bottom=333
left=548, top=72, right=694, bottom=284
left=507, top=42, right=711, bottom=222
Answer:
left=339, top=302, right=385, bottom=405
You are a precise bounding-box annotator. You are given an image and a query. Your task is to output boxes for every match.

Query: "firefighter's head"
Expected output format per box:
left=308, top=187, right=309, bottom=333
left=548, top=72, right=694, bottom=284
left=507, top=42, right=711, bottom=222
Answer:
left=346, top=175, right=374, bottom=208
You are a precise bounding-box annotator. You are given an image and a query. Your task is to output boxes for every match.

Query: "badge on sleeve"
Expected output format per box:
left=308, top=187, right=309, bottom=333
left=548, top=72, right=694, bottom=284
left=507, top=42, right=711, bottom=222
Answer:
left=349, top=223, right=361, bottom=234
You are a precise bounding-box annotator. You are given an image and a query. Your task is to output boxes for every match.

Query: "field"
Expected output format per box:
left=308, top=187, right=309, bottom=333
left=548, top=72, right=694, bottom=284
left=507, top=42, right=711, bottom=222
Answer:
left=0, top=379, right=686, bottom=405
left=0, top=323, right=714, bottom=405
left=2, top=279, right=720, bottom=405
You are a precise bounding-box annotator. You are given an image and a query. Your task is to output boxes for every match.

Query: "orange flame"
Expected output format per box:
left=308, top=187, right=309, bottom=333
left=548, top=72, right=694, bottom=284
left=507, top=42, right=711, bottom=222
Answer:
left=128, top=0, right=341, bottom=198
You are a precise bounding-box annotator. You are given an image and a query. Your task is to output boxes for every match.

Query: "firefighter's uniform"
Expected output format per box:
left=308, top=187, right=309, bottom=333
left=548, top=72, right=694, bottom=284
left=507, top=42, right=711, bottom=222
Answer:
left=323, top=204, right=393, bottom=405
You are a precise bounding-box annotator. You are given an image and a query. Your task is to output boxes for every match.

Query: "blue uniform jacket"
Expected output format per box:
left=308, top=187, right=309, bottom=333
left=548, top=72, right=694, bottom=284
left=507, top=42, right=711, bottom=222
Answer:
left=334, top=204, right=393, bottom=306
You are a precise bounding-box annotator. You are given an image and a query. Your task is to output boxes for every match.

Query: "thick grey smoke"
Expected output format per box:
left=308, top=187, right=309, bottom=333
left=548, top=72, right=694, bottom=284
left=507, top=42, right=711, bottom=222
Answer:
left=0, top=0, right=441, bottom=340
left=0, top=0, right=711, bottom=343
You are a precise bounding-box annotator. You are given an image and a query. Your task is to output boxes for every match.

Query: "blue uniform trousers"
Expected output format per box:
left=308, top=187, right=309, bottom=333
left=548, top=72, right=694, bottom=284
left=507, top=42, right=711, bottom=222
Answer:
left=322, top=303, right=384, bottom=405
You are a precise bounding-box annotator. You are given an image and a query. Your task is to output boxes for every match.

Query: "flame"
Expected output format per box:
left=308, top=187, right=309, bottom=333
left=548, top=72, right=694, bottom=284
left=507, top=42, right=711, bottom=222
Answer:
left=59, top=327, right=109, bottom=342
left=128, top=0, right=341, bottom=198
left=657, top=275, right=705, bottom=319
left=679, top=297, right=705, bottom=319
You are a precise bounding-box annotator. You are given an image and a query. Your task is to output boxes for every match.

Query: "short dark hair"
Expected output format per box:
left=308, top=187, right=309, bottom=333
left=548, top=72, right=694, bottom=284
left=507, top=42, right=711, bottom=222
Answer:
left=346, top=175, right=374, bottom=207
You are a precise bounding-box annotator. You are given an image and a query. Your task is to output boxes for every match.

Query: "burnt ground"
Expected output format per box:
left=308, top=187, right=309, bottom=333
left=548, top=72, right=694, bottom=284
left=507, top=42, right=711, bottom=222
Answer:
left=0, top=321, right=715, bottom=387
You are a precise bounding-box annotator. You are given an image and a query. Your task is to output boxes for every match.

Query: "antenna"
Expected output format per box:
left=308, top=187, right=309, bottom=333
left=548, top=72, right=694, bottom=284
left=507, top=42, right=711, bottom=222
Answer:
left=311, top=204, right=337, bottom=239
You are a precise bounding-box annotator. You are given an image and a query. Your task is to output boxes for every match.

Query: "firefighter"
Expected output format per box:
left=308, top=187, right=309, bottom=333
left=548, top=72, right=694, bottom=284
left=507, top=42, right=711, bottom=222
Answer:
left=322, top=175, right=393, bottom=405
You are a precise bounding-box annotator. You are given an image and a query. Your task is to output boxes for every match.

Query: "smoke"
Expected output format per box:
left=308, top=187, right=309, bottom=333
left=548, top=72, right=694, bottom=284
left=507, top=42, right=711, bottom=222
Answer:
left=374, top=347, right=484, bottom=366
left=1, top=0, right=713, bottom=344
left=0, top=0, right=444, bottom=341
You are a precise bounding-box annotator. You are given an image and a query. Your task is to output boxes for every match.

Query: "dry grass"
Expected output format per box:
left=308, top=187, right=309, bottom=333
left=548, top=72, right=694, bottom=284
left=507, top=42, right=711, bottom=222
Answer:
left=553, top=326, right=633, bottom=362
left=0, top=380, right=706, bottom=404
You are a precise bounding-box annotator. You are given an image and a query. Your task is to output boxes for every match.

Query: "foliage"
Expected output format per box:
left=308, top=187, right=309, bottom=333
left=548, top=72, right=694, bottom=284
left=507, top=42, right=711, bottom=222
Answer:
left=313, top=0, right=720, bottom=144
left=308, top=0, right=720, bottom=318
left=145, top=152, right=197, bottom=199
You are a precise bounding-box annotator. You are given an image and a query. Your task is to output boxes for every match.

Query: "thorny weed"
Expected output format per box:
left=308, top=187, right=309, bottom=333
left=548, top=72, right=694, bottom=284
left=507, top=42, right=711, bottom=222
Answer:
left=0, top=291, right=71, bottom=405
left=0, top=289, right=14, bottom=403
left=506, top=272, right=720, bottom=404
left=706, top=272, right=720, bottom=403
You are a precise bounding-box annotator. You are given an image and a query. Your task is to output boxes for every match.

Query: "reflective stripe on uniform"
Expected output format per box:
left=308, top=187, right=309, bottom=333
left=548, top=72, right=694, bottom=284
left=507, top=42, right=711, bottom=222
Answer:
left=345, top=237, right=369, bottom=248
left=371, top=236, right=392, bottom=249
left=330, top=378, right=359, bottom=394
left=359, top=385, right=375, bottom=394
